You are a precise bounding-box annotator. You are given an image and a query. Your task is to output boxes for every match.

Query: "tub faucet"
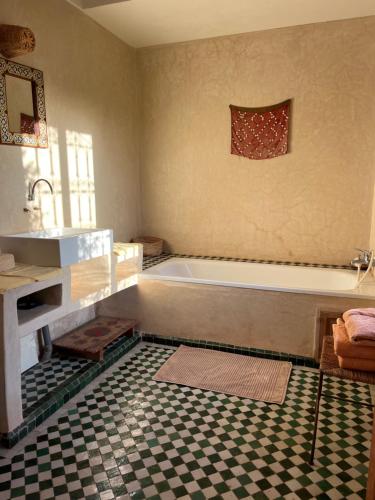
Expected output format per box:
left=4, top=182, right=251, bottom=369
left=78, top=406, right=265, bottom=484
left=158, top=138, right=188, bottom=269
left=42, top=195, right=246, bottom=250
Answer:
left=351, top=248, right=375, bottom=288
left=350, top=248, right=373, bottom=269
left=28, top=178, right=54, bottom=201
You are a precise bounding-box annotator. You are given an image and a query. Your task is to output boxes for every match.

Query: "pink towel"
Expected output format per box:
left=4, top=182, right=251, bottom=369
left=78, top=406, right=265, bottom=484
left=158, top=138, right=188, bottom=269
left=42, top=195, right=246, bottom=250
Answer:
left=343, top=308, right=375, bottom=322
left=332, top=324, right=375, bottom=359
left=345, top=314, right=375, bottom=344
left=337, top=355, right=375, bottom=372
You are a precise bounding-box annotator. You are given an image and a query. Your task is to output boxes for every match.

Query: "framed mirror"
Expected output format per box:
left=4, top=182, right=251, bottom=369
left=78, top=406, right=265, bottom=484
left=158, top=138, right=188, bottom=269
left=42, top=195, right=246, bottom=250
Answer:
left=0, top=57, right=48, bottom=148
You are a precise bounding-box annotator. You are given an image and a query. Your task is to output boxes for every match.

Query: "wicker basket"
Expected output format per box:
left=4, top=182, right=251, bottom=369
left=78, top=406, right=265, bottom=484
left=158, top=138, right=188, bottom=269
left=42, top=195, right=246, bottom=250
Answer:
left=0, top=24, right=35, bottom=58
left=132, top=236, right=163, bottom=256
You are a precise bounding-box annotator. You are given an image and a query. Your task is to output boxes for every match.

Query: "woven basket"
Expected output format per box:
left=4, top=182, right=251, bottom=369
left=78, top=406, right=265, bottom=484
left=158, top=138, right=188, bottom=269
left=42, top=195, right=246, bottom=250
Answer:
left=132, top=236, right=163, bottom=256
left=0, top=24, right=35, bottom=58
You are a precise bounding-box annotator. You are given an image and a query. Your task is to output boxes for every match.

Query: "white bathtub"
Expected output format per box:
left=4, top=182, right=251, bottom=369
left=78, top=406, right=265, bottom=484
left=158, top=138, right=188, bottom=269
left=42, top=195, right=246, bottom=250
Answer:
left=141, top=258, right=375, bottom=299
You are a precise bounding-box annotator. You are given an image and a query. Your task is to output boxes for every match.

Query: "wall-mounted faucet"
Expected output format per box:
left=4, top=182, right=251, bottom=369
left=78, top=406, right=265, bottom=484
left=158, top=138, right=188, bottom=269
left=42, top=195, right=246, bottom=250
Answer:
left=351, top=248, right=375, bottom=288
left=28, top=178, right=54, bottom=201
left=350, top=248, right=373, bottom=269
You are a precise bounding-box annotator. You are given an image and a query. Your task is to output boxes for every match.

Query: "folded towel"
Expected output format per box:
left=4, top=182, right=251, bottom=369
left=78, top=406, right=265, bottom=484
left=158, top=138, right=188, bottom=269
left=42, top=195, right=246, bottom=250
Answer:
left=344, top=314, right=375, bottom=344
left=337, top=355, right=375, bottom=372
left=332, top=324, right=375, bottom=360
left=113, top=242, right=129, bottom=256
left=343, top=308, right=375, bottom=322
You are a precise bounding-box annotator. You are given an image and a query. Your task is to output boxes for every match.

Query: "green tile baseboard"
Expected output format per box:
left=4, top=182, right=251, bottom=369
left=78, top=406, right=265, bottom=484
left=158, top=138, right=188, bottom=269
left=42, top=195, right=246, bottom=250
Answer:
left=140, top=331, right=318, bottom=368
left=1, top=334, right=140, bottom=448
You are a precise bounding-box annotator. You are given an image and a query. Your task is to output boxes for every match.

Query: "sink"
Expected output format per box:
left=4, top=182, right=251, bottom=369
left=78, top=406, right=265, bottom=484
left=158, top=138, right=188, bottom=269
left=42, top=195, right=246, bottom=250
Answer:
left=0, top=228, right=113, bottom=267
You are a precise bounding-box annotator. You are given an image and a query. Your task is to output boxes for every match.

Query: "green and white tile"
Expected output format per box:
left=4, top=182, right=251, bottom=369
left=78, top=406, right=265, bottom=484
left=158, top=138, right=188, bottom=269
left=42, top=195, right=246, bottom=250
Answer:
left=21, top=354, right=91, bottom=412
left=0, top=343, right=372, bottom=499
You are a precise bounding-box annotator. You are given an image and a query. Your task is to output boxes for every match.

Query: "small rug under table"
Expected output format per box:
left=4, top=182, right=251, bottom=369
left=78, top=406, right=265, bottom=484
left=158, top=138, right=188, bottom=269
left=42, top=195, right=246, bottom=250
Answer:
left=154, top=345, right=292, bottom=405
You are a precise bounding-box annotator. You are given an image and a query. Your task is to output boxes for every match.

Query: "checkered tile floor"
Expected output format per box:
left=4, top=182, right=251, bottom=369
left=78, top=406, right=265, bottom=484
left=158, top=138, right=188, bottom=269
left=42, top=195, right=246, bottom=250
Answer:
left=21, top=354, right=91, bottom=412
left=1, top=343, right=372, bottom=499
left=21, top=336, right=130, bottom=414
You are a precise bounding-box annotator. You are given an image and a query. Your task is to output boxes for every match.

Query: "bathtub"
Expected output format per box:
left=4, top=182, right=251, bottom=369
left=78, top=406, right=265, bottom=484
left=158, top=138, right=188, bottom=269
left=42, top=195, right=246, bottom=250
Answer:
left=140, top=257, right=375, bottom=299
left=100, top=257, right=375, bottom=358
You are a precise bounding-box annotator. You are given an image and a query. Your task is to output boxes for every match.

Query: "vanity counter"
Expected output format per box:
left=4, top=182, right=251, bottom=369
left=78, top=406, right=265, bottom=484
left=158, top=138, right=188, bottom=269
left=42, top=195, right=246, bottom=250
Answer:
left=0, top=243, right=142, bottom=435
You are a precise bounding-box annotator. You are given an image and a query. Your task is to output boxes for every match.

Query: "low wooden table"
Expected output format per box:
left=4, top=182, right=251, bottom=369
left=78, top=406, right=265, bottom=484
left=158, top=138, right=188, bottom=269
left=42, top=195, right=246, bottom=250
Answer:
left=53, top=316, right=137, bottom=361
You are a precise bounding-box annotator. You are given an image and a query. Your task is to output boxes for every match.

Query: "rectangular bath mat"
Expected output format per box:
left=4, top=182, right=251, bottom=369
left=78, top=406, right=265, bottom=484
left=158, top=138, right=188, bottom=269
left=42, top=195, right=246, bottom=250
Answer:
left=154, top=345, right=292, bottom=404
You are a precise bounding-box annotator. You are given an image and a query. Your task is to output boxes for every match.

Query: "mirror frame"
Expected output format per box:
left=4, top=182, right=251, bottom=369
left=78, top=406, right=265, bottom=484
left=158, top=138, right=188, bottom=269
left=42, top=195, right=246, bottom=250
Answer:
left=0, top=57, right=48, bottom=148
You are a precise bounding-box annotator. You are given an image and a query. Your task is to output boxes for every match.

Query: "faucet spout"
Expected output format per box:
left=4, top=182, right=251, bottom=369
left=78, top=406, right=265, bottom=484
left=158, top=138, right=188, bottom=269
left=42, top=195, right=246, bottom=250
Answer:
left=351, top=248, right=375, bottom=288
left=28, top=178, right=54, bottom=201
left=350, top=248, right=372, bottom=268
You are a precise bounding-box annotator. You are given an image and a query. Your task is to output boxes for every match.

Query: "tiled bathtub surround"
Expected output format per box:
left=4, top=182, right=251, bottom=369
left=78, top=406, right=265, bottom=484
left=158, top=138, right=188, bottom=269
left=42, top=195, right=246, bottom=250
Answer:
left=98, top=253, right=375, bottom=361
left=0, top=343, right=372, bottom=499
left=142, top=253, right=352, bottom=271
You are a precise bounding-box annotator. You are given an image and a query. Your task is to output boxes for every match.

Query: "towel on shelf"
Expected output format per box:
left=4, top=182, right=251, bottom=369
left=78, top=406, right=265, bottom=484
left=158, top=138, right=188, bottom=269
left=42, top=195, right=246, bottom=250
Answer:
left=337, top=355, right=375, bottom=372
left=343, top=308, right=375, bottom=321
left=332, top=324, right=375, bottom=360
left=342, top=312, right=375, bottom=345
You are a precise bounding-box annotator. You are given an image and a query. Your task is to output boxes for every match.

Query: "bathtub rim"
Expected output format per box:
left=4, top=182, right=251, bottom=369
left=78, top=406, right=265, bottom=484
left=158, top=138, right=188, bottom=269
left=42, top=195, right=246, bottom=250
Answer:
left=140, top=257, right=375, bottom=300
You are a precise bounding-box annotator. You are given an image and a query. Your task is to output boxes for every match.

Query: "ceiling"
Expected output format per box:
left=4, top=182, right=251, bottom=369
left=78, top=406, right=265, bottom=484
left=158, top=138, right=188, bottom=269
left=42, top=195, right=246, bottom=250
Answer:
left=67, top=0, right=375, bottom=48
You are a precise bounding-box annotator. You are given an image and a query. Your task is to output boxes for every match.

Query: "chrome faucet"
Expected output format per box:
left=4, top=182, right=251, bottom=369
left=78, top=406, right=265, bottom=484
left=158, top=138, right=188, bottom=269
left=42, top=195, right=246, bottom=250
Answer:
left=28, top=178, right=54, bottom=201
left=350, top=248, right=373, bottom=268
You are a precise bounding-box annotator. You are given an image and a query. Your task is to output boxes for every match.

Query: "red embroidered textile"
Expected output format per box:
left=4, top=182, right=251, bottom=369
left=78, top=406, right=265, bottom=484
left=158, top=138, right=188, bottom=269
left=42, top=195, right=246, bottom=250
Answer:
left=230, top=100, right=290, bottom=160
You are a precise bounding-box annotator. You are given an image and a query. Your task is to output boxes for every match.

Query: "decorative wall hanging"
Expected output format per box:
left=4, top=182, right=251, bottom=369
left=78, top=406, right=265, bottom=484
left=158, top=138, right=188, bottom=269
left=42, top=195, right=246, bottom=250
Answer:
left=0, top=57, right=48, bottom=148
left=0, top=25, right=35, bottom=59
left=230, top=99, right=291, bottom=160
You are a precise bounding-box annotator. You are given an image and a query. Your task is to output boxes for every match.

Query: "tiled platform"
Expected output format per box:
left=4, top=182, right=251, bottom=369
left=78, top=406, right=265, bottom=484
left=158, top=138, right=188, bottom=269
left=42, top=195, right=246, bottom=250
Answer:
left=0, top=342, right=372, bottom=499
left=22, top=354, right=90, bottom=412
left=2, top=335, right=140, bottom=449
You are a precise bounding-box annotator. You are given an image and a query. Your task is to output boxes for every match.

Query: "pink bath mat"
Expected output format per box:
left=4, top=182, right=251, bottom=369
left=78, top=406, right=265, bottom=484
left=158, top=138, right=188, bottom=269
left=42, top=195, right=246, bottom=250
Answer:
left=154, top=345, right=292, bottom=404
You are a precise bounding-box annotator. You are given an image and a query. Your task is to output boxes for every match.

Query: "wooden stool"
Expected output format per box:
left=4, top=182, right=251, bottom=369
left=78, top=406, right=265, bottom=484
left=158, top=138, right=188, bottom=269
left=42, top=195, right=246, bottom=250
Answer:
left=53, top=316, right=137, bottom=361
left=310, top=336, right=375, bottom=465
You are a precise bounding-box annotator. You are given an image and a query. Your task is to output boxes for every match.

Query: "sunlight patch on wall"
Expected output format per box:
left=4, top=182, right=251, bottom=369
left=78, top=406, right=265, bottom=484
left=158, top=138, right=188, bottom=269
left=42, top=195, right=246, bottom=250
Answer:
left=22, top=126, right=64, bottom=230
left=66, top=130, right=96, bottom=228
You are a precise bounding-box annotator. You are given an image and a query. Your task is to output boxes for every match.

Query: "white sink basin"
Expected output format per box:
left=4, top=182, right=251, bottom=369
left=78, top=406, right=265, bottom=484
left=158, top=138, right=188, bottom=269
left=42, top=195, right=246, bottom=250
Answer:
left=0, top=228, right=113, bottom=267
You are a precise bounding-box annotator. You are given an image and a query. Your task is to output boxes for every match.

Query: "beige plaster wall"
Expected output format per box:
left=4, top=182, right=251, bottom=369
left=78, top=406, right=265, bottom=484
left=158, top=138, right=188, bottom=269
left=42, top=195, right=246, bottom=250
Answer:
left=138, top=17, right=375, bottom=265
left=98, top=280, right=375, bottom=358
left=0, top=0, right=141, bottom=345
left=0, top=0, right=141, bottom=242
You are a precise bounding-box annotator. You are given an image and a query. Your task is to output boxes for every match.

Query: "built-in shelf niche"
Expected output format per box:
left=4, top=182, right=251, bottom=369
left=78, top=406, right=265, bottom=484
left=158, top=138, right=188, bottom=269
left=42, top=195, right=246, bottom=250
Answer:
left=17, top=284, right=62, bottom=326
left=70, top=255, right=112, bottom=304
